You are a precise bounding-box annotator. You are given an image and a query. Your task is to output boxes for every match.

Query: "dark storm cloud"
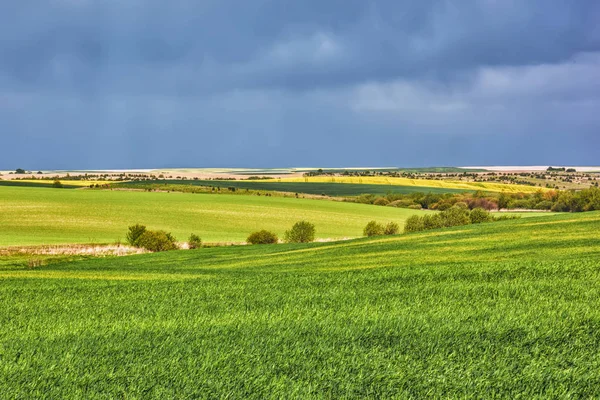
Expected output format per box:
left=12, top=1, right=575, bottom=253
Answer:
left=0, top=0, right=599, bottom=169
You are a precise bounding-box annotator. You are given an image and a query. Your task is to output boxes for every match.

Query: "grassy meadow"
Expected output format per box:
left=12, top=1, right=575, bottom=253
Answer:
left=271, top=176, right=548, bottom=193
left=0, top=186, right=431, bottom=246
left=1, top=212, right=599, bottom=397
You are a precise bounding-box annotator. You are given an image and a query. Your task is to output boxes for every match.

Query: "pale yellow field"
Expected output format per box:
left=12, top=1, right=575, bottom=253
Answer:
left=11, top=180, right=116, bottom=187
left=267, top=176, right=549, bottom=193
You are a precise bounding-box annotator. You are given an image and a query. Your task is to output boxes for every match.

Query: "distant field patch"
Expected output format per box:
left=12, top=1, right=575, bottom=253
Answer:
left=120, top=179, right=469, bottom=196
left=268, top=176, right=547, bottom=193
left=0, top=179, right=114, bottom=188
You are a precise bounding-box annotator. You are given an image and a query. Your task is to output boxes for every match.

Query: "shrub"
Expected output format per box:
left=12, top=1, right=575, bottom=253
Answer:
left=188, top=233, right=202, bottom=249
left=453, top=202, right=469, bottom=210
left=247, top=230, right=278, bottom=245
left=404, top=215, right=425, bottom=233
left=363, top=221, right=384, bottom=237
left=356, top=194, right=376, bottom=204
left=384, top=221, right=400, bottom=235
left=126, top=224, right=147, bottom=246
left=408, top=204, right=422, bottom=210
left=433, top=202, right=453, bottom=211
left=136, top=230, right=178, bottom=252
left=284, top=221, right=316, bottom=243
left=388, top=199, right=417, bottom=208
left=423, top=214, right=443, bottom=230
left=508, top=199, right=534, bottom=209
left=534, top=200, right=554, bottom=210
left=373, top=197, right=390, bottom=206
left=439, top=207, right=471, bottom=227
left=52, top=179, right=63, bottom=188
left=469, top=208, right=492, bottom=224
left=15, top=168, right=26, bottom=174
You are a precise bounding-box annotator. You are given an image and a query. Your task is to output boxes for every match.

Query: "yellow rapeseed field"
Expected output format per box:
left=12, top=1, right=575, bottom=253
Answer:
left=271, top=176, right=548, bottom=193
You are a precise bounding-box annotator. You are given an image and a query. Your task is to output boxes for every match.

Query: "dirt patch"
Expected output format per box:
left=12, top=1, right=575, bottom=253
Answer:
left=0, top=244, right=147, bottom=257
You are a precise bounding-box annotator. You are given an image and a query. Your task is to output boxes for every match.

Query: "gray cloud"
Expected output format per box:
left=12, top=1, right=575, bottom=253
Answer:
left=0, top=0, right=599, bottom=169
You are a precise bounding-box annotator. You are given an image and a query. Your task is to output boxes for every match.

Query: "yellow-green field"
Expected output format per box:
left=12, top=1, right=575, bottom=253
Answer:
left=6, top=179, right=115, bottom=187
left=267, top=176, right=548, bottom=193
left=0, top=186, right=433, bottom=246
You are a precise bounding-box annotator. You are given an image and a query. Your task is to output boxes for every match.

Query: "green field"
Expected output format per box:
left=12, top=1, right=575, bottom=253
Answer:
left=1, top=212, right=599, bottom=397
left=0, top=186, right=432, bottom=246
left=0, top=180, right=82, bottom=189
left=118, top=179, right=469, bottom=196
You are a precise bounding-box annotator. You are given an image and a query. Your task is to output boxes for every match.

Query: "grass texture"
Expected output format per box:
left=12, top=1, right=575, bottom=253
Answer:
left=0, top=212, right=598, bottom=397
left=0, top=186, right=431, bottom=246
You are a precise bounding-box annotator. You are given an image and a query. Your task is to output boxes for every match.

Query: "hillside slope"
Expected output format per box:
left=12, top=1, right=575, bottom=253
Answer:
left=1, top=212, right=599, bottom=398
left=0, top=186, right=431, bottom=246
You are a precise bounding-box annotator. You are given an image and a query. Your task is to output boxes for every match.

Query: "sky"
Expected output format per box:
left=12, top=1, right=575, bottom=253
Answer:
left=1, top=0, right=599, bottom=170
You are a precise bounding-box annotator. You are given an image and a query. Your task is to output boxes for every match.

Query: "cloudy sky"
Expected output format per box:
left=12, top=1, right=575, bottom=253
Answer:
left=1, top=0, right=599, bottom=169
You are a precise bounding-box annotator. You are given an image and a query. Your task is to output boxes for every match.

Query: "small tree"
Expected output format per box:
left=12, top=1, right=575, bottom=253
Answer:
left=439, top=207, right=470, bottom=227
left=247, top=230, right=279, bottom=244
left=15, top=168, right=26, bottom=174
left=363, top=221, right=384, bottom=237
left=384, top=221, right=400, bottom=235
left=422, top=214, right=443, bottom=230
left=136, top=230, right=178, bottom=252
left=498, top=192, right=509, bottom=211
left=284, top=221, right=316, bottom=243
left=373, top=197, right=390, bottom=206
left=52, top=179, right=63, bottom=188
left=126, top=224, right=147, bottom=246
left=469, top=208, right=492, bottom=224
left=188, top=233, right=202, bottom=249
left=404, top=215, right=425, bottom=233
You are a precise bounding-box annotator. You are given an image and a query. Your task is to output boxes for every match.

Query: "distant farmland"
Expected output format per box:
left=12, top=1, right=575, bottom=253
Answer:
left=119, top=179, right=469, bottom=196
left=271, top=176, right=548, bottom=193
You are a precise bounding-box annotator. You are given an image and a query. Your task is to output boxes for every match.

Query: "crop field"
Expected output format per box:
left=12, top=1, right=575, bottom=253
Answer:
left=119, top=179, right=469, bottom=196
left=0, top=180, right=89, bottom=189
left=0, top=186, right=431, bottom=246
left=270, top=176, right=548, bottom=193
left=0, top=179, right=114, bottom=188
left=1, top=212, right=599, bottom=397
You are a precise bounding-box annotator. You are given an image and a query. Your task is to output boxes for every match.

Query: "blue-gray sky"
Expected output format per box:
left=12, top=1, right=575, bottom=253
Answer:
left=1, top=0, right=599, bottom=169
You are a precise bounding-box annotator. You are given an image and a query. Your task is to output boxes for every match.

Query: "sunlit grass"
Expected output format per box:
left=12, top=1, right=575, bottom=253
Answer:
left=0, top=186, right=432, bottom=246
left=1, top=212, right=599, bottom=397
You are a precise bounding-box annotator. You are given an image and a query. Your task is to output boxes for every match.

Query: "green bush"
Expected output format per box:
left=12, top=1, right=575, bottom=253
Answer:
left=404, top=215, right=425, bottom=233
left=188, top=233, right=202, bottom=249
left=373, top=197, right=390, bottom=206
left=247, top=230, right=278, bottom=245
left=534, top=200, right=554, bottom=210
left=126, top=224, right=147, bottom=246
left=284, top=221, right=316, bottom=243
left=52, top=179, right=63, bottom=188
left=363, top=221, right=384, bottom=237
left=453, top=202, right=469, bottom=210
left=388, top=199, right=418, bottom=208
left=384, top=222, right=400, bottom=235
left=469, top=208, right=492, bottom=224
left=136, top=230, right=178, bottom=252
left=439, top=207, right=471, bottom=227
left=423, top=214, right=443, bottom=230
